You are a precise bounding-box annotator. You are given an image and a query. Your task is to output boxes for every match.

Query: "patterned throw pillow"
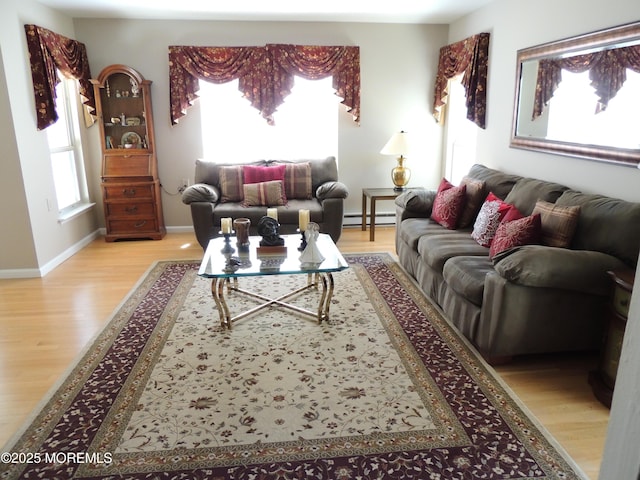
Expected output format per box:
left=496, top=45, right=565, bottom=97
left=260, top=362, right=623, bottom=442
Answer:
left=532, top=200, right=581, bottom=248
left=281, top=162, right=313, bottom=200
left=489, top=213, right=542, bottom=258
left=243, top=164, right=287, bottom=185
left=219, top=165, right=244, bottom=202
left=242, top=180, right=287, bottom=207
left=458, top=176, right=486, bottom=228
left=430, top=178, right=467, bottom=229
left=471, top=192, right=514, bottom=247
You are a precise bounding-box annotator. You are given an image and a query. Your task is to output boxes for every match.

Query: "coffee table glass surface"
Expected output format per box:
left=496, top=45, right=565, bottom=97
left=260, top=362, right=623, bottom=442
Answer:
left=198, top=234, right=348, bottom=329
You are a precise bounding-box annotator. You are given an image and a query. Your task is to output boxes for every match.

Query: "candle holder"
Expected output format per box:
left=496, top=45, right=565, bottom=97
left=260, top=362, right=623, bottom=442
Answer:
left=220, top=231, right=235, bottom=254
left=297, top=228, right=307, bottom=251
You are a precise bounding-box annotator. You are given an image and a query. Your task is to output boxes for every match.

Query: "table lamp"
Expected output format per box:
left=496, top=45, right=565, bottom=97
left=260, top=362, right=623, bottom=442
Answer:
left=380, top=130, right=411, bottom=191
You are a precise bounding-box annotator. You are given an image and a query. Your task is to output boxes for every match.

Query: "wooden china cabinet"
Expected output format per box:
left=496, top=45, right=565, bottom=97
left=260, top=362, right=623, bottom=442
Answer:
left=90, top=65, right=165, bottom=242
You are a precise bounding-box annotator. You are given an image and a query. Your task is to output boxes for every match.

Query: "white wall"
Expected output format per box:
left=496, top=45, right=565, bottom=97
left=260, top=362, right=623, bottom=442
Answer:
left=450, top=0, right=640, bottom=202
left=0, top=0, right=99, bottom=276
left=73, top=19, right=448, bottom=228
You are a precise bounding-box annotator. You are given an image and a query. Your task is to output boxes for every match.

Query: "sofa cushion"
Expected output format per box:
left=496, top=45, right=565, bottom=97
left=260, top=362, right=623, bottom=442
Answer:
left=459, top=176, right=486, bottom=228
left=243, top=164, right=286, bottom=185
left=556, top=190, right=640, bottom=267
left=471, top=193, right=514, bottom=247
left=242, top=180, right=287, bottom=206
left=443, top=256, right=495, bottom=306
left=399, top=218, right=462, bottom=250
left=219, top=165, right=244, bottom=202
left=418, top=232, right=488, bottom=272
left=489, top=213, right=541, bottom=258
left=431, top=178, right=466, bottom=229
left=467, top=164, right=521, bottom=201
left=532, top=200, right=580, bottom=248
left=504, top=178, right=568, bottom=215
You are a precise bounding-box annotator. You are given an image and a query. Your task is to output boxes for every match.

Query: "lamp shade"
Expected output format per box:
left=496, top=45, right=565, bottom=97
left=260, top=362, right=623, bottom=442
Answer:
left=380, top=130, right=410, bottom=156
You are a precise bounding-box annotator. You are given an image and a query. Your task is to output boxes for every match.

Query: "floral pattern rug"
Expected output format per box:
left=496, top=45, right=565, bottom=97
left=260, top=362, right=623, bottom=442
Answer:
left=1, top=254, right=586, bottom=479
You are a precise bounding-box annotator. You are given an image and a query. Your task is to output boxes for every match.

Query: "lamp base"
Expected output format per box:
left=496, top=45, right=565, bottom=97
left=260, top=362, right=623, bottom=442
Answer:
left=391, top=156, right=411, bottom=190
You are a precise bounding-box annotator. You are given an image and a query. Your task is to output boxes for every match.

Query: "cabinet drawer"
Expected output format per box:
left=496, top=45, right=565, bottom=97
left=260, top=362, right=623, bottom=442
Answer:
left=108, top=218, right=158, bottom=234
left=103, top=154, right=151, bottom=177
left=612, top=285, right=631, bottom=318
left=106, top=202, right=156, bottom=217
left=103, top=184, right=154, bottom=200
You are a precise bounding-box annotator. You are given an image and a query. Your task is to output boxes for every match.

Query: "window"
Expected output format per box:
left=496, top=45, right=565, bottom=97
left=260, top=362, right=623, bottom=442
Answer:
left=199, top=76, right=339, bottom=162
left=45, top=73, right=91, bottom=220
left=443, top=75, right=478, bottom=184
left=546, top=69, right=640, bottom=149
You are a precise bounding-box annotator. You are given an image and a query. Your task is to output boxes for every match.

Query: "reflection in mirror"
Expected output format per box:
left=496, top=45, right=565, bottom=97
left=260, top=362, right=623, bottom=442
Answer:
left=511, top=21, right=640, bottom=167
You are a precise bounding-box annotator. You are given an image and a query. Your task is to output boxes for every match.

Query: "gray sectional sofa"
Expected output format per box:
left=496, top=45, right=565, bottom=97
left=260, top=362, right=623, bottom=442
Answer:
left=395, top=164, right=640, bottom=362
left=182, top=156, right=348, bottom=250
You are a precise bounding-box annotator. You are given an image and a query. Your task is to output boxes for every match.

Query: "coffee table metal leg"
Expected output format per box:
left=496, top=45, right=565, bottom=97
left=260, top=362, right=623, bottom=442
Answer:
left=212, top=278, right=232, bottom=329
left=317, top=272, right=335, bottom=323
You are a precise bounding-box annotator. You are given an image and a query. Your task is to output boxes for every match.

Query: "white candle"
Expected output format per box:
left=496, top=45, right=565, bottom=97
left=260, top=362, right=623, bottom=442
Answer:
left=221, top=217, right=232, bottom=234
left=267, top=208, right=278, bottom=221
left=299, top=209, right=310, bottom=230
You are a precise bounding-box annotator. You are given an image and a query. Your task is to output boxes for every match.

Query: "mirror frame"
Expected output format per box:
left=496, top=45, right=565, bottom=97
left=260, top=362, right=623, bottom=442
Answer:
left=510, top=21, right=640, bottom=168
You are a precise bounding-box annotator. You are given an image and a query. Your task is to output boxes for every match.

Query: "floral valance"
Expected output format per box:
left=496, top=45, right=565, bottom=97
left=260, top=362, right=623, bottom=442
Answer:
left=532, top=44, right=640, bottom=119
left=168, top=44, right=360, bottom=125
left=433, top=32, right=490, bottom=129
left=24, top=24, right=95, bottom=131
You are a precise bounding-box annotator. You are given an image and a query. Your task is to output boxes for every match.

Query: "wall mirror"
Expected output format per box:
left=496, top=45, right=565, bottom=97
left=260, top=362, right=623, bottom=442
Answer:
left=511, top=21, right=640, bottom=167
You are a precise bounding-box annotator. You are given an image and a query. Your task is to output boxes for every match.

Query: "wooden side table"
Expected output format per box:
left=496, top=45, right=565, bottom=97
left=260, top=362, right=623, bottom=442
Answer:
left=361, top=188, right=406, bottom=241
left=588, top=268, right=635, bottom=408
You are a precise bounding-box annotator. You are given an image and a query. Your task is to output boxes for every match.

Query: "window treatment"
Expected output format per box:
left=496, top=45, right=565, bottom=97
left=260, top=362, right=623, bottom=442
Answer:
left=532, top=44, right=640, bottom=119
left=433, top=33, right=490, bottom=129
left=24, top=24, right=95, bottom=131
left=168, top=44, right=360, bottom=126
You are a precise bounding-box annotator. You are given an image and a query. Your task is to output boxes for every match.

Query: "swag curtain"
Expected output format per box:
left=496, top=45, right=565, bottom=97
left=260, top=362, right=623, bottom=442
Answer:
left=532, top=44, right=640, bottom=119
left=24, top=24, right=95, bottom=130
left=169, top=44, right=360, bottom=125
left=433, top=32, right=490, bottom=129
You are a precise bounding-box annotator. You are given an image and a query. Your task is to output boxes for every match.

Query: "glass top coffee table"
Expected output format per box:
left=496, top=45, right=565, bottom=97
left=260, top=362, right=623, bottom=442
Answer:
left=198, top=234, right=349, bottom=329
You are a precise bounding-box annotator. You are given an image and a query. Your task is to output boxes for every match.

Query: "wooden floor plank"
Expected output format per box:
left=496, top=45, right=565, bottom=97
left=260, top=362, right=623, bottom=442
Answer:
left=0, top=227, right=608, bottom=478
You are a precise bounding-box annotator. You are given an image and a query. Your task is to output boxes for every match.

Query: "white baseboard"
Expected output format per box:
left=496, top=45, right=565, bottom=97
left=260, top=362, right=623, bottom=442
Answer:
left=0, top=230, right=101, bottom=279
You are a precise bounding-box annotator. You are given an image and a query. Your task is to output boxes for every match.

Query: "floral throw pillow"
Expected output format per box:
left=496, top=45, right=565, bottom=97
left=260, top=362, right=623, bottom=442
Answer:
left=471, top=192, right=514, bottom=247
left=489, top=213, right=542, bottom=258
left=430, top=178, right=467, bottom=230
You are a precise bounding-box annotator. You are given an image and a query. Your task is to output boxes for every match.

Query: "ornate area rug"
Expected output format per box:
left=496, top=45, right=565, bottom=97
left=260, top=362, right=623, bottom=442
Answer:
left=1, top=254, right=587, bottom=479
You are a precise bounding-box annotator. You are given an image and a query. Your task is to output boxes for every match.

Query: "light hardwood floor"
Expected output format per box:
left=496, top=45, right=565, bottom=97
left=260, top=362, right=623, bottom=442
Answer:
left=0, top=227, right=609, bottom=478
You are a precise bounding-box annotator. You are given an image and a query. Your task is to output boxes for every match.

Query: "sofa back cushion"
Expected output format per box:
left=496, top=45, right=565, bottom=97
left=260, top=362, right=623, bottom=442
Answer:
left=504, top=178, right=569, bottom=215
left=467, top=164, right=521, bottom=201
left=556, top=190, right=640, bottom=267
left=194, top=157, right=338, bottom=200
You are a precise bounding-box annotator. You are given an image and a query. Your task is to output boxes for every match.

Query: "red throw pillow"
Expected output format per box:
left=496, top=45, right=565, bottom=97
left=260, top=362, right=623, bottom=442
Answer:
left=243, top=164, right=287, bottom=185
left=489, top=213, right=542, bottom=258
left=430, top=178, right=467, bottom=230
left=471, top=192, right=514, bottom=247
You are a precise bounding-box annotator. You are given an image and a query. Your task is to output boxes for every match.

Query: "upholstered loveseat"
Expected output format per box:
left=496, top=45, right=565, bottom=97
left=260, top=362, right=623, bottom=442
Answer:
left=182, top=156, right=348, bottom=250
left=395, top=164, right=640, bottom=362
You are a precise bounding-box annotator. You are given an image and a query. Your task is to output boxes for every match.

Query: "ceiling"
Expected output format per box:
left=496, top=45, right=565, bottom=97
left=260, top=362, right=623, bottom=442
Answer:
left=35, top=0, right=495, bottom=24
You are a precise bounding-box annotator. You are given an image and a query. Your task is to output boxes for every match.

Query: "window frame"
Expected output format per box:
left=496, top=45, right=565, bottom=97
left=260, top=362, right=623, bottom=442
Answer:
left=46, top=73, right=94, bottom=222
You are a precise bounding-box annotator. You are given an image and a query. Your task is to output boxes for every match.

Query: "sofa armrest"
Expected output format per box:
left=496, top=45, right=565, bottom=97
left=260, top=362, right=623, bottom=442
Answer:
left=395, top=189, right=436, bottom=215
left=493, top=245, right=627, bottom=295
left=316, top=181, right=348, bottom=200
left=189, top=202, right=217, bottom=250
left=181, top=183, right=220, bottom=204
